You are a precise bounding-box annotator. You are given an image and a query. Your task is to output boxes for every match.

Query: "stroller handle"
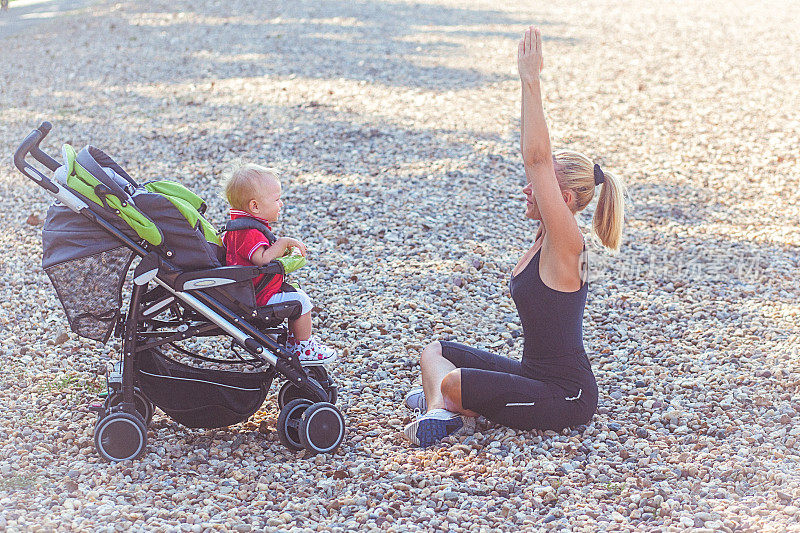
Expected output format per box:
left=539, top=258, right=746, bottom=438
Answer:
left=13, top=122, right=61, bottom=187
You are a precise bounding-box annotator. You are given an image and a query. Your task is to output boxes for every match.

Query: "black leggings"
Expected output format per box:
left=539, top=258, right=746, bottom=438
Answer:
left=441, top=341, right=597, bottom=431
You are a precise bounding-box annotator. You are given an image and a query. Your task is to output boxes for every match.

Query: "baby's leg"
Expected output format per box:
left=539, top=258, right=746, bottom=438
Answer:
left=290, top=312, right=312, bottom=341
left=266, top=288, right=314, bottom=340
left=284, top=288, right=313, bottom=341
left=278, top=289, right=335, bottom=364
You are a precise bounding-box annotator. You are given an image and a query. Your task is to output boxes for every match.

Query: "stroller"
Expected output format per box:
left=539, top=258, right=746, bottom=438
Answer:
left=13, top=122, right=344, bottom=461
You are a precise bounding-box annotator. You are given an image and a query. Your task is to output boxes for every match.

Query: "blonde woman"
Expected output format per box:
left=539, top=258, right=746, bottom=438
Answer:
left=403, top=27, right=626, bottom=447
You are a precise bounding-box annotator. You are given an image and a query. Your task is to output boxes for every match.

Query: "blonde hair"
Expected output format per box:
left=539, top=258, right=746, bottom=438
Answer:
left=553, top=149, right=626, bottom=251
left=223, top=163, right=279, bottom=211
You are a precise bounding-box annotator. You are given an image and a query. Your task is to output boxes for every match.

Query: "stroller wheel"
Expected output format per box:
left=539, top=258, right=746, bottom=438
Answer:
left=277, top=398, right=313, bottom=451
left=94, top=412, right=148, bottom=462
left=278, top=377, right=337, bottom=409
left=103, top=387, right=154, bottom=425
left=306, top=367, right=338, bottom=405
left=299, top=402, right=345, bottom=455
left=277, top=382, right=304, bottom=410
left=306, top=366, right=329, bottom=383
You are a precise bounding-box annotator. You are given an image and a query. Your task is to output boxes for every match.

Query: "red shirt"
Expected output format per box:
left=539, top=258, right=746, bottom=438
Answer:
left=223, top=210, right=283, bottom=306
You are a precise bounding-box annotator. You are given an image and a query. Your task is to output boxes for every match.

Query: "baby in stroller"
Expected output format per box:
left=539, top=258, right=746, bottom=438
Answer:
left=13, top=122, right=345, bottom=461
left=223, top=163, right=335, bottom=365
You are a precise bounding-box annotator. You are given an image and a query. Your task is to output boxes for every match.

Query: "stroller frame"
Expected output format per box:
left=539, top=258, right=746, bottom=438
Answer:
left=14, top=122, right=345, bottom=460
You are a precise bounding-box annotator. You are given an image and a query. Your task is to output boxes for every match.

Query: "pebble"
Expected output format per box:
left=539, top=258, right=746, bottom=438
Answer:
left=0, top=0, right=798, bottom=531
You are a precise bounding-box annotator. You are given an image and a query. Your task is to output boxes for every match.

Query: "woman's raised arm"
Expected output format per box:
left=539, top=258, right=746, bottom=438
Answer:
left=518, top=27, right=583, bottom=254
left=518, top=27, right=549, bottom=165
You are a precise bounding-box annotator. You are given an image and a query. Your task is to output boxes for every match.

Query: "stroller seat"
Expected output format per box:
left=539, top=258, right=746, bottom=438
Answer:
left=46, top=144, right=305, bottom=336
left=145, top=263, right=303, bottom=328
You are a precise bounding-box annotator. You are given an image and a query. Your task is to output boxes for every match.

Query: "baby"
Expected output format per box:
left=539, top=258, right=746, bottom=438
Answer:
left=223, top=163, right=335, bottom=365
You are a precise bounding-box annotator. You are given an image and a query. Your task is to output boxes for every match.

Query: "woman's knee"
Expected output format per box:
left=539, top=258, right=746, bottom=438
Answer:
left=420, top=340, right=443, bottom=365
left=440, top=369, right=461, bottom=406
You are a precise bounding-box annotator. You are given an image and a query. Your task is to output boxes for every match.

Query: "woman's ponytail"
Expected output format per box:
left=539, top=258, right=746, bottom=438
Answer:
left=591, top=170, right=625, bottom=252
left=552, top=149, right=627, bottom=251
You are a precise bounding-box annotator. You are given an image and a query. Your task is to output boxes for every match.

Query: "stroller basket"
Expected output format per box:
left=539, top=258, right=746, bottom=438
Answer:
left=136, top=348, right=274, bottom=429
left=42, top=202, right=138, bottom=343
left=45, top=246, right=134, bottom=343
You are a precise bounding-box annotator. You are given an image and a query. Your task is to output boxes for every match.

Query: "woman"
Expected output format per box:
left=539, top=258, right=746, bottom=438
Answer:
left=403, top=27, right=626, bottom=447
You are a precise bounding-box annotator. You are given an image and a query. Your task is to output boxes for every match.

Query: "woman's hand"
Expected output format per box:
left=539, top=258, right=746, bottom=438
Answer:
left=517, top=26, right=544, bottom=84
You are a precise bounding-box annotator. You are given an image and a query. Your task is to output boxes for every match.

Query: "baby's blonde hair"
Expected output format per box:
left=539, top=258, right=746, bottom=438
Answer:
left=224, top=163, right=279, bottom=211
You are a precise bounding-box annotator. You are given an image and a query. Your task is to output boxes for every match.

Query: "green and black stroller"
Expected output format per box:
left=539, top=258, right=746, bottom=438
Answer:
left=13, top=122, right=344, bottom=461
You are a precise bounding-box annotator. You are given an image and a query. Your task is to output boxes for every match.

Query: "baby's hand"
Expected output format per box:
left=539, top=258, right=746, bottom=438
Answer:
left=517, top=26, right=544, bottom=83
left=281, top=237, right=307, bottom=256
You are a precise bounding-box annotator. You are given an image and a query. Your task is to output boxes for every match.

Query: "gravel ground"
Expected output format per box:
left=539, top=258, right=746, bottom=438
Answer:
left=0, top=0, right=104, bottom=40
left=1, top=0, right=799, bottom=531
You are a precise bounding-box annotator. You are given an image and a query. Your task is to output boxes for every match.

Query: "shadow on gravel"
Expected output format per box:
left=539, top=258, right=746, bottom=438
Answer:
left=626, top=182, right=721, bottom=227
left=596, top=231, right=800, bottom=298
left=80, top=0, right=568, bottom=90
left=0, top=0, right=569, bottom=199
left=0, top=0, right=104, bottom=39
left=0, top=0, right=572, bottom=183
left=18, top=91, right=513, bottom=195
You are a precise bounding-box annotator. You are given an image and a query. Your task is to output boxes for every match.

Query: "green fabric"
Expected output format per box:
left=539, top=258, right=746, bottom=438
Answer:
left=144, top=182, right=222, bottom=246
left=64, top=144, right=101, bottom=206
left=144, top=180, right=206, bottom=212
left=201, top=220, right=223, bottom=246
left=60, top=145, right=221, bottom=249
left=104, top=195, right=163, bottom=246
left=276, top=252, right=307, bottom=274
left=62, top=144, right=163, bottom=246
left=62, top=144, right=76, bottom=176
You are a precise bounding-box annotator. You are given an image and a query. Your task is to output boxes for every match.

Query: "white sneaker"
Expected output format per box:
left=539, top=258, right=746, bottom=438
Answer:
left=403, top=409, right=470, bottom=447
left=404, top=387, right=427, bottom=411
left=293, top=337, right=337, bottom=366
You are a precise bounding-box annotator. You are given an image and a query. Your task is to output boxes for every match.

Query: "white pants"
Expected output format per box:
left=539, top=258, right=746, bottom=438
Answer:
left=266, top=287, right=313, bottom=316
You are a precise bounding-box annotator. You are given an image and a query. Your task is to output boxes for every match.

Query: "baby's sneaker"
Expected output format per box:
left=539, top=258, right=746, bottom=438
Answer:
left=294, top=337, right=337, bottom=366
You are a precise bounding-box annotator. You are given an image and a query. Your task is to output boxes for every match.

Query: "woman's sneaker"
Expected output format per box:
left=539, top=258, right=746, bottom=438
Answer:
left=293, top=337, right=337, bottom=366
left=403, top=409, right=469, bottom=447
left=404, top=387, right=427, bottom=412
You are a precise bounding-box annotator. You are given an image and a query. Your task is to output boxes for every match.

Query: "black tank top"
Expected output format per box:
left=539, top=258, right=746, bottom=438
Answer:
left=510, top=246, right=593, bottom=386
